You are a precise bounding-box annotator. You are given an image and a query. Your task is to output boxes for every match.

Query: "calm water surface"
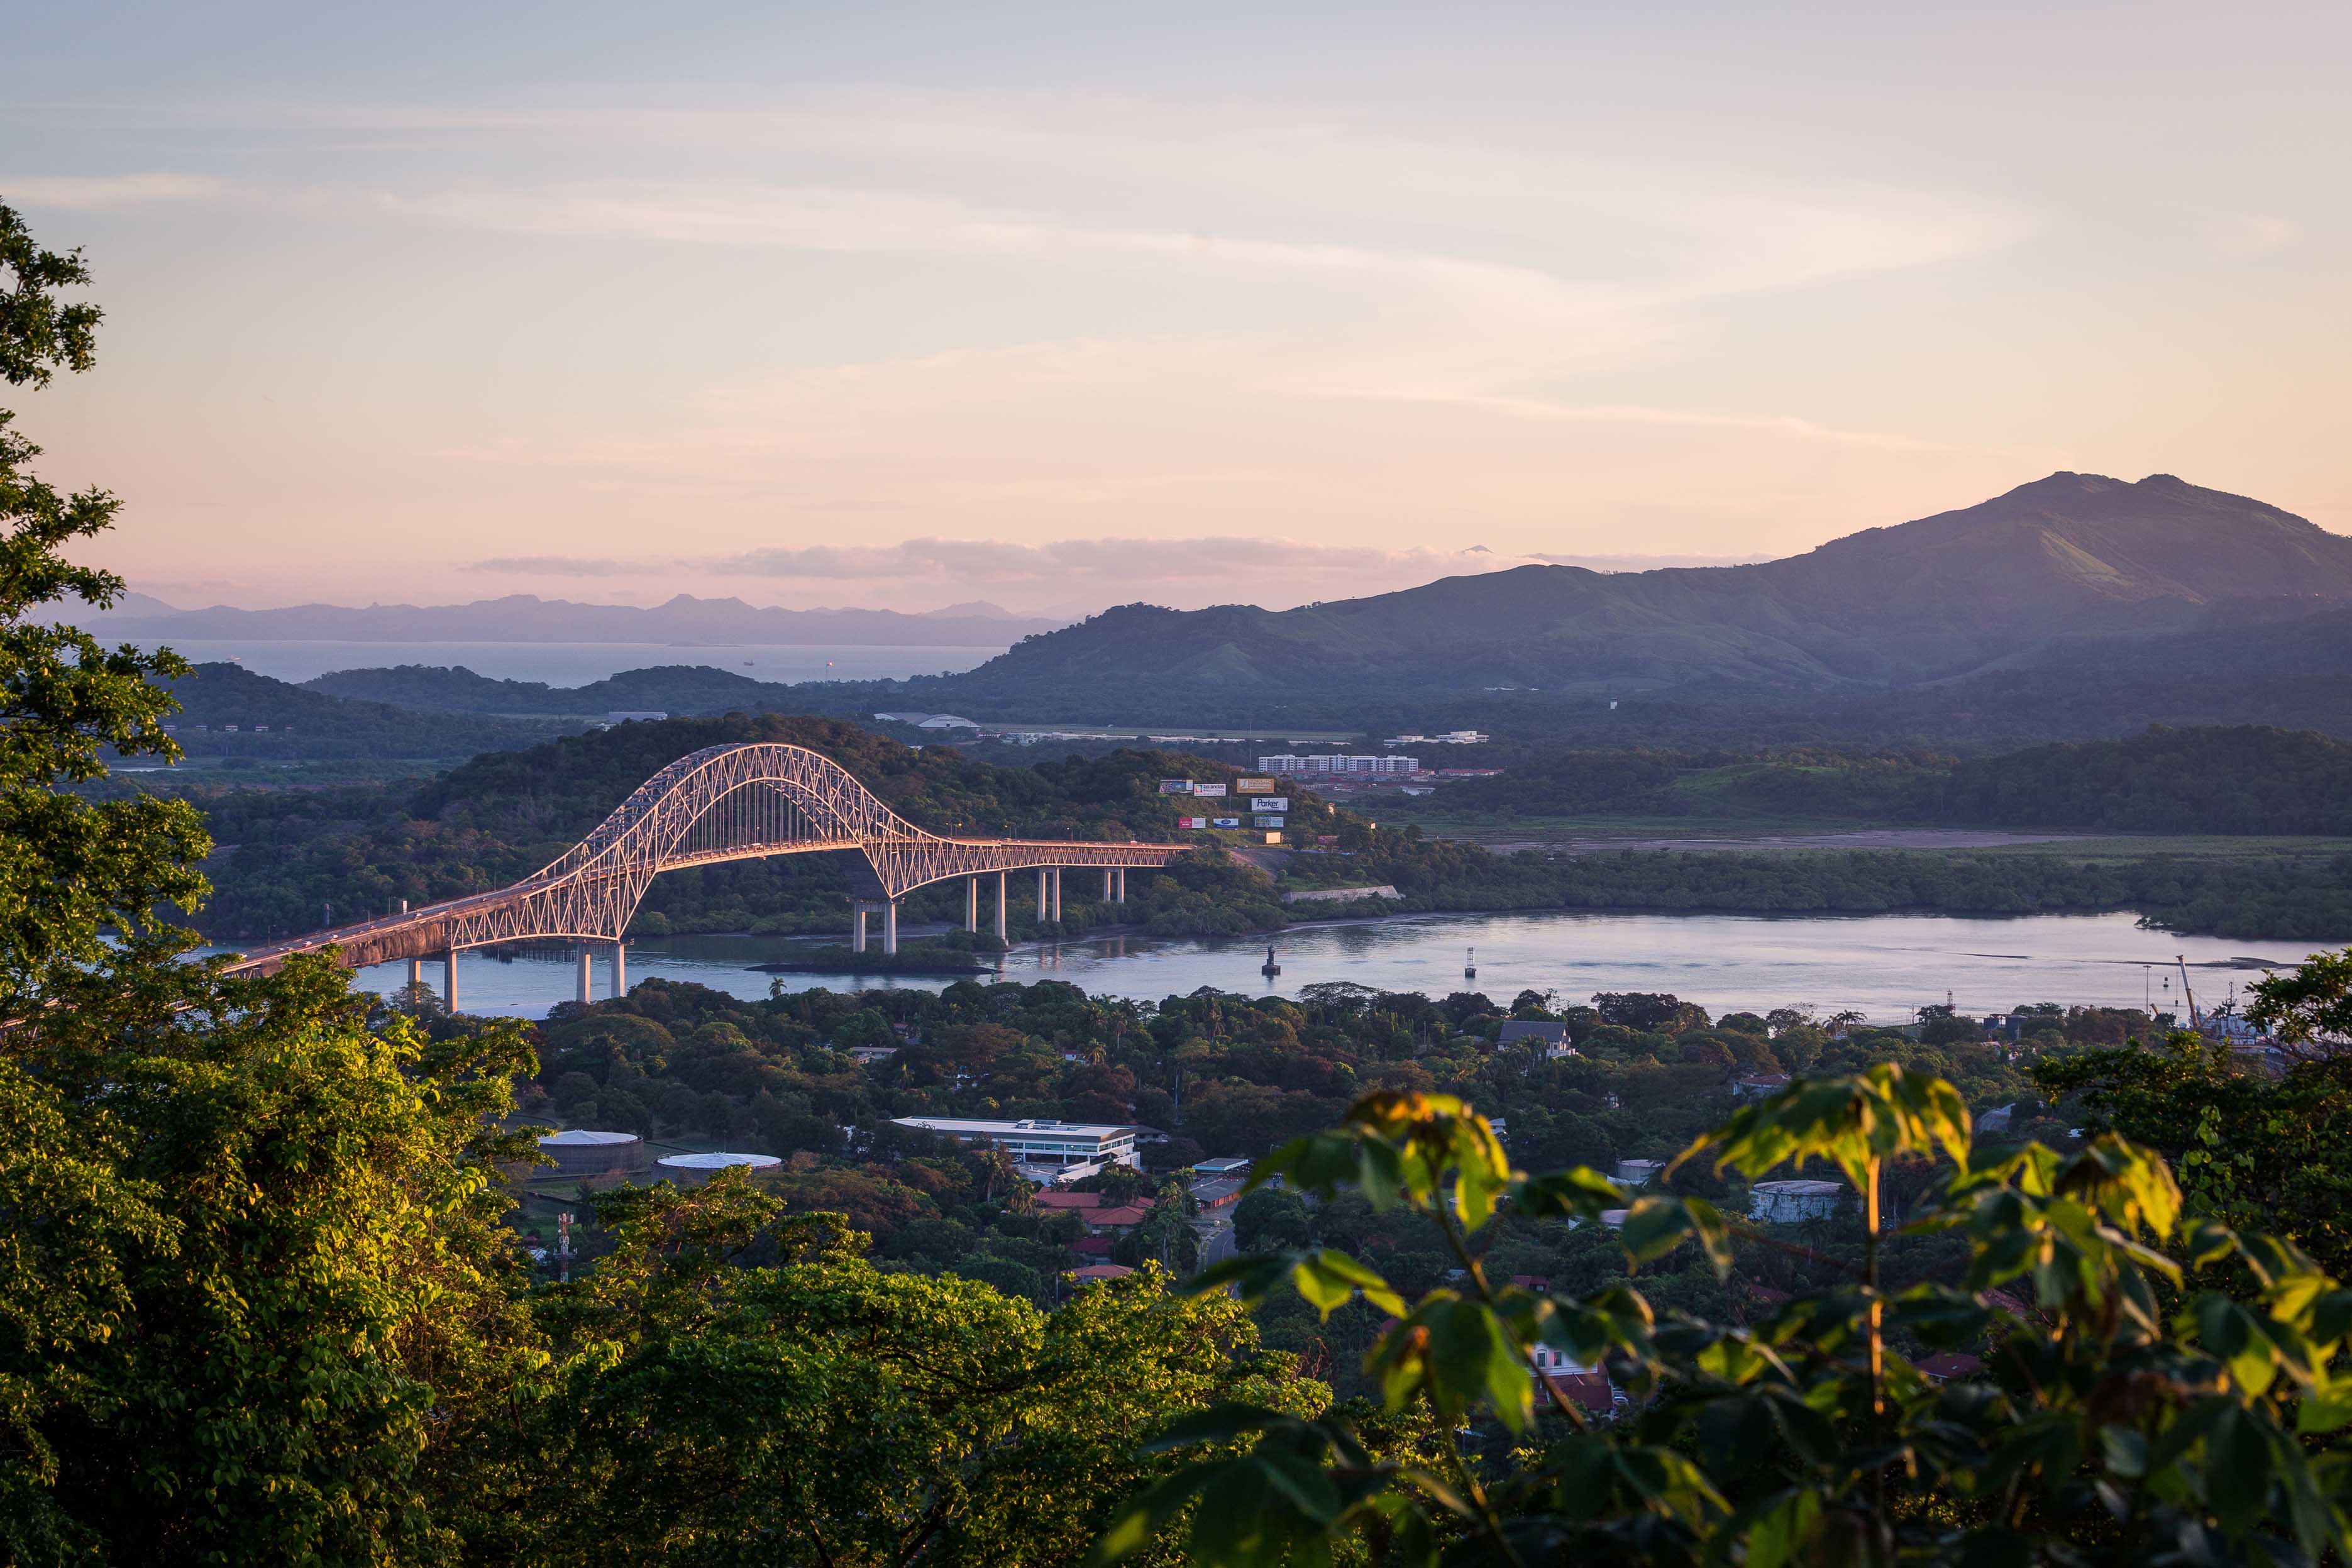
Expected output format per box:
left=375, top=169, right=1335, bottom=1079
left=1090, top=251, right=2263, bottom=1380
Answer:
left=316, top=910, right=2339, bottom=1024
left=132, top=640, right=1007, bottom=687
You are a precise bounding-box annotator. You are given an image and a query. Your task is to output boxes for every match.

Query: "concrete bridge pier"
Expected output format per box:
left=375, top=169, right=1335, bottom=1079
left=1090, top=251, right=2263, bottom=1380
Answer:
left=994, top=873, right=1007, bottom=942
left=1036, top=868, right=1049, bottom=922
left=883, top=900, right=898, bottom=955
left=852, top=905, right=869, bottom=952
left=442, top=948, right=459, bottom=1012
left=612, top=939, right=626, bottom=998
left=1116, top=867, right=1127, bottom=902
left=1051, top=868, right=1063, bottom=922
left=965, top=876, right=978, bottom=932
left=408, top=956, right=422, bottom=991
left=1102, top=868, right=1113, bottom=900
left=577, top=946, right=592, bottom=1005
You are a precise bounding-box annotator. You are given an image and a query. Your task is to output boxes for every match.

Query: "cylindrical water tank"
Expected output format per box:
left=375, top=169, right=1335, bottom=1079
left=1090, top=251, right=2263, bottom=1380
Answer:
left=656, top=1151, right=783, bottom=1188
left=536, top=1129, right=645, bottom=1178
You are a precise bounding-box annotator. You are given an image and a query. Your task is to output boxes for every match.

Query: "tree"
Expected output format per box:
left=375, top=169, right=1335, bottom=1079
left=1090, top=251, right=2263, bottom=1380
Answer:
left=0, top=199, right=205, bottom=1015
left=2250, top=946, right=2352, bottom=1058
left=1232, top=1186, right=1312, bottom=1252
left=2, top=200, right=545, bottom=1562
left=521, top=1173, right=1320, bottom=1565
left=2036, top=1013, right=2352, bottom=1281
left=1097, top=1072, right=2352, bottom=1565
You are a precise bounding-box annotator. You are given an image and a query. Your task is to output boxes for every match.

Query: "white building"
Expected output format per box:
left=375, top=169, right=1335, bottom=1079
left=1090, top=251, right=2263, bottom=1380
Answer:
left=1383, top=731, right=1488, bottom=746
left=892, top=1116, right=1140, bottom=1170
left=1256, top=753, right=1420, bottom=776
left=1750, top=1179, right=1847, bottom=1223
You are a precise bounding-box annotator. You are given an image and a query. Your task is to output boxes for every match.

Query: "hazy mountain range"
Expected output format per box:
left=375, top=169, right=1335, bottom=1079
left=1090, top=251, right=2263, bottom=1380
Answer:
left=929, top=473, right=2352, bottom=705
left=80, top=593, right=1064, bottom=647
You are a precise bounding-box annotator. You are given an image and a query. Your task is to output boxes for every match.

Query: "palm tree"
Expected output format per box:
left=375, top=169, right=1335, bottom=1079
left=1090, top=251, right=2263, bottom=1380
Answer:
left=974, top=1143, right=1018, bottom=1203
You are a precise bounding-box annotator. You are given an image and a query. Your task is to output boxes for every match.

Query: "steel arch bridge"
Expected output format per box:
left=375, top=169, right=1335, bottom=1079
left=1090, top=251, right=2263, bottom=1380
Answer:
left=220, top=742, right=1193, bottom=1000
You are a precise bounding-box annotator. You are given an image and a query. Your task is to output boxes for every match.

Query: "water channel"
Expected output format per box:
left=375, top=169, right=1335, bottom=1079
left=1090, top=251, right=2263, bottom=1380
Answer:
left=316, top=909, right=2343, bottom=1024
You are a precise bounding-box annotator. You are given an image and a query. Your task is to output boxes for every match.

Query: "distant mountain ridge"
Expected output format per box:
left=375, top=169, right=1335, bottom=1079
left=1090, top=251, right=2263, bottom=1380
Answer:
left=84, top=592, right=1065, bottom=646
left=929, top=473, right=2352, bottom=704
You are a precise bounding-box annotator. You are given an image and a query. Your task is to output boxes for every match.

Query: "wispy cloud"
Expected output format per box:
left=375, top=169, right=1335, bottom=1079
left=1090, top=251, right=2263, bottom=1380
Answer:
left=709, top=536, right=1510, bottom=585
left=0, top=173, right=221, bottom=209
left=470, top=555, right=643, bottom=577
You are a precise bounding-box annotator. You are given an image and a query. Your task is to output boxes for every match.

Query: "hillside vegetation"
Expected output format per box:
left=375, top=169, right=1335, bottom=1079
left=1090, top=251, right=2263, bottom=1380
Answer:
left=159, top=661, right=581, bottom=758
left=1432, top=724, right=2352, bottom=836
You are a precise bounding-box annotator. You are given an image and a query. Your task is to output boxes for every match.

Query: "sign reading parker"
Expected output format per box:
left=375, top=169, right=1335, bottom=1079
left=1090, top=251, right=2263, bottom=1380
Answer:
left=1249, top=797, right=1290, bottom=814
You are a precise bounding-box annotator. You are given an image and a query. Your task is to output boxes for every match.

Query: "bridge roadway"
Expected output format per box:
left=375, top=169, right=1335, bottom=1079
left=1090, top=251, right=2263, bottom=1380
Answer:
left=218, top=742, right=1192, bottom=1010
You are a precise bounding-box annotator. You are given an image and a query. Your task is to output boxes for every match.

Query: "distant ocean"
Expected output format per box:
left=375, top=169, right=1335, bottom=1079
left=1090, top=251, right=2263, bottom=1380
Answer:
left=125, top=640, right=1008, bottom=687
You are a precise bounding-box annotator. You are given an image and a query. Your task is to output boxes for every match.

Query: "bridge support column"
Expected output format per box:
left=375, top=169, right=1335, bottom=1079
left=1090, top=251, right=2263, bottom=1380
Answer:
left=612, top=940, right=626, bottom=998
left=442, top=948, right=459, bottom=1012
left=1103, top=868, right=1113, bottom=901
left=1037, top=868, right=1049, bottom=922
left=577, top=945, right=591, bottom=1005
left=965, top=876, right=978, bottom=932
left=408, top=956, right=422, bottom=991
left=1051, top=868, right=1063, bottom=923
left=995, top=873, right=1007, bottom=942
left=1116, top=867, right=1127, bottom=903
left=853, top=906, right=868, bottom=952
left=883, top=900, right=898, bottom=955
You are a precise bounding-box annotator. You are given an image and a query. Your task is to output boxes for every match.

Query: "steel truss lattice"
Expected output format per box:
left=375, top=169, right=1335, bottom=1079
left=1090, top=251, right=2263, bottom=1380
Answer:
left=222, top=743, right=1192, bottom=975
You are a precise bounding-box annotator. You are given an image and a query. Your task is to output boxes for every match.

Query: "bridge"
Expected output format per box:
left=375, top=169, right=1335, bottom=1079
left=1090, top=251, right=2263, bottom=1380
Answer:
left=221, top=742, right=1193, bottom=1008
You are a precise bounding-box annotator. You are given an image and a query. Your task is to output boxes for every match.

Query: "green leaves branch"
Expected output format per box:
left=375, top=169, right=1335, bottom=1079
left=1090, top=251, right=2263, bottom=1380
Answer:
left=1099, top=1061, right=2352, bottom=1565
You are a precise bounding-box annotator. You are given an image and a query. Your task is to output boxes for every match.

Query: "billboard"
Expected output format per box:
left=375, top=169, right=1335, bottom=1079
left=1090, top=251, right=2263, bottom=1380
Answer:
left=1212, top=817, right=1242, bottom=829
left=1256, top=815, right=1285, bottom=829
left=1236, top=777, right=1277, bottom=794
left=1248, top=797, right=1290, bottom=813
left=1191, top=782, right=1228, bottom=798
left=1179, top=816, right=1209, bottom=829
left=1264, top=831, right=1283, bottom=845
left=1158, top=779, right=1195, bottom=795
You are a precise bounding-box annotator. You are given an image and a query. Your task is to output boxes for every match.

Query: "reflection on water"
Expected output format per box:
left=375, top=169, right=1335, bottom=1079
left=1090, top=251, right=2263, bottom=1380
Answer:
left=289, top=909, right=2346, bottom=1024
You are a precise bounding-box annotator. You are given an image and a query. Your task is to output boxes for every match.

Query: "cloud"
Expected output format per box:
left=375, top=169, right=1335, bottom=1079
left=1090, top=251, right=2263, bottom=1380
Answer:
left=470, top=555, right=643, bottom=577
left=708, top=536, right=1511, bottom=586
left=0, top=173, right=221, bottom=209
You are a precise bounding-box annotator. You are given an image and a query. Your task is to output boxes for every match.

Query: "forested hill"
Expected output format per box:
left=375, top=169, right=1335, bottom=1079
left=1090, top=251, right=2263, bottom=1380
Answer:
left=159, top=661, right=581, bottom=758
left=907, top=472, right=2352, bottom=710
left=190, top=714, right=1269, bottom=940
left=303, top=661, right=820, bottom=717
left=1437, top=724, right=2352, bottom=836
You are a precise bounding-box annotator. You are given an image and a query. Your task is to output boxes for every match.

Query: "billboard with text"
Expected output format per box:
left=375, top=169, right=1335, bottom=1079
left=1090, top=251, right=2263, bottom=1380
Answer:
left=1158, top=780, right=1195, bottom=795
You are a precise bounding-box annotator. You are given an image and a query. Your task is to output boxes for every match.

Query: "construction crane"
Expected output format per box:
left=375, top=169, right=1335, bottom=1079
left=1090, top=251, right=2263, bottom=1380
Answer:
left=2175, top=954, right=2202, bottom=1030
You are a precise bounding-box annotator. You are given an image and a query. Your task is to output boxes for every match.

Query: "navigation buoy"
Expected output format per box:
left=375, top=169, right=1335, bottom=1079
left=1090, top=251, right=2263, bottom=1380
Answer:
left=1464, top=946, right=1477, bottom=980
left=1261, top=944, right=1281, bottom=978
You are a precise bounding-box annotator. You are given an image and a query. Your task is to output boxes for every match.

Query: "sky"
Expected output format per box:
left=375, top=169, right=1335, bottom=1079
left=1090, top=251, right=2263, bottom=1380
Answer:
left=6, top=2, right=2348, bottom=616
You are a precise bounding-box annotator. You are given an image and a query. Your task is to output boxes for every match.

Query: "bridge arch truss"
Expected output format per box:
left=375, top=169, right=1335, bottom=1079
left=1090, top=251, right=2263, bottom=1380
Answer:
left=223, top=743, right=1193, bottom=978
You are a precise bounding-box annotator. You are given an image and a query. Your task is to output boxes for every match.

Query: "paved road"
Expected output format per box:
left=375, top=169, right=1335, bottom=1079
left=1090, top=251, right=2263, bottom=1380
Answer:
left=1196, top=1219, right=1238, bottom=1269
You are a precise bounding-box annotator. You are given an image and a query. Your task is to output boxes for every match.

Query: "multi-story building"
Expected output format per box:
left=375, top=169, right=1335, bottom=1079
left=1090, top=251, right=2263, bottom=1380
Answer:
left=1255, top=753, right=1420, bottom=776
left=892, top=1116, right=1140, bottom=1170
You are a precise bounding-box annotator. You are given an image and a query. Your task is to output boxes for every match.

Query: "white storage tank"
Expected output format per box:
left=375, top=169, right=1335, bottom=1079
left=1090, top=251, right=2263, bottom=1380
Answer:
left=656, top=1151, right=783, bottom=1188
left=536, top=1129, right=645, bottom=1178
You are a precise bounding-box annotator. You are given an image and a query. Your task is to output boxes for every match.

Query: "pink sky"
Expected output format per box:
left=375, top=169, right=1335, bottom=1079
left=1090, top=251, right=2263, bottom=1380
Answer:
left=8, top=4, right=2346, bottom=613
